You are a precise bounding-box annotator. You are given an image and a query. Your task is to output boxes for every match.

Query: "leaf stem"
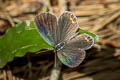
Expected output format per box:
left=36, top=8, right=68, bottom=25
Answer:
left=50, top=53, right=62, bottom=80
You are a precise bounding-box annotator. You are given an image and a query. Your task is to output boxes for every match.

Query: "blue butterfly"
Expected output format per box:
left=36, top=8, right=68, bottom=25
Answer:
left=34, top=11, right=94, bottom=68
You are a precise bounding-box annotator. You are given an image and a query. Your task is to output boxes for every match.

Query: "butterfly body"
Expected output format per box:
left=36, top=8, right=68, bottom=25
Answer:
left=55, top=42, right=65, bottom=52
left=34, top=11, right=94, bottom=67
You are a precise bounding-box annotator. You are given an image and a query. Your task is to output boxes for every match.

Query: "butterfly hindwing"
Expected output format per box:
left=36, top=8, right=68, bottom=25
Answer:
left=57, top=47, right=86, bottom=68
left=66, top=33, right=94, bottom=50
left=34, top=12, right=58, bottom=46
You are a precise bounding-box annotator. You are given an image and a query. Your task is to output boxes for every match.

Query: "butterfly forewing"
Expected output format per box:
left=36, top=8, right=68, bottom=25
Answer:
left=34, top=12, right=58, bottom=46
left=65, top=33, right=94, bottom=50
left=57, top=11, right=79, bottom=43
left=57, top=47, right=86, bottom=68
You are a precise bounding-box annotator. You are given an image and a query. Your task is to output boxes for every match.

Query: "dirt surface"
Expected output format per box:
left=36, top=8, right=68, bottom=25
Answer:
left=0, top=0, right=120, bottom=80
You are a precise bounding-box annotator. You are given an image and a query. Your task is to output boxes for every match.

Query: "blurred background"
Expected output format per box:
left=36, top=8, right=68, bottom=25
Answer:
left=0, top=0, right=120, bottom=80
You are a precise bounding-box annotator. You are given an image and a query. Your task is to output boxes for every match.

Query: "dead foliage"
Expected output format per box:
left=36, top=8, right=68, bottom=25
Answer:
left=0, top=0, right=120, bottom=80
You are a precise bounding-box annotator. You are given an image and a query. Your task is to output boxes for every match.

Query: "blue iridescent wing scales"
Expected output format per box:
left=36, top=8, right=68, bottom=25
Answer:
left=34, top=12, right=57, bottom=46
left=57, top=47, right=86, bottom=68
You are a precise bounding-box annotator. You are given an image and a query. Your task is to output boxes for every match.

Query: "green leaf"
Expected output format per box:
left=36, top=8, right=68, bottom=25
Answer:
left=0, top=21, right=53, bottom=68
left=77, top=28, right=100, bottom=42
left=0, top=20, right=99, bottom=68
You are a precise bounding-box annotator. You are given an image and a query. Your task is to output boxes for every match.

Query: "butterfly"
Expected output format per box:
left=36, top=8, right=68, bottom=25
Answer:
left=34, top=11, right=94, bottom=68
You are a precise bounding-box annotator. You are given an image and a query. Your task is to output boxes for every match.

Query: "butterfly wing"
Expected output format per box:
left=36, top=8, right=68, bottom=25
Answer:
left=57, top=11, right=79, bottom=43
left=66, top=33, right=94, bottom=50
left=57, top=34, right=94, bottom=67
left=34, top=12, right=58, bottom=46
left=57, top=12, right=93, bottom=67
left=57, top=47, right=85, bottom=68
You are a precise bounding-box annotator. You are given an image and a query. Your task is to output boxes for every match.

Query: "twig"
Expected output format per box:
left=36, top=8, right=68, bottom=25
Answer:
left=109, top=24, right=120, bottom=33
left=0, top=1, right=15, bottom=27
left=70, top=2, right=120, bottom=16
left=92, top=9, right=120, bottom=32
left=42, top=0, right=53, bottom=13
left=109, top=34, right=120, bottom=40
left=3, top=70, right=7, bottom=80
left=99, top=39, right=120, bottom=47
left=2, top=10, right=15, bottom=27
left=58, top=0, right=67, bottom=14
left=50, top=55, right=62, bottom=80
left=7, top=65, right=14, bottom=80
left=27, top=55, right=32, bottom=79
